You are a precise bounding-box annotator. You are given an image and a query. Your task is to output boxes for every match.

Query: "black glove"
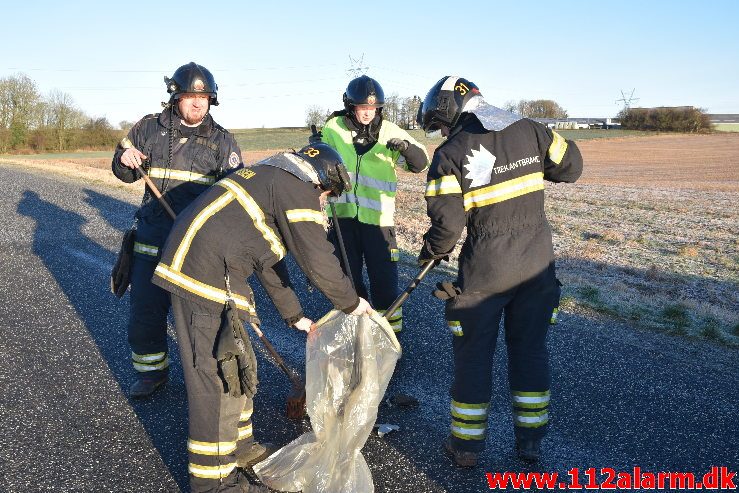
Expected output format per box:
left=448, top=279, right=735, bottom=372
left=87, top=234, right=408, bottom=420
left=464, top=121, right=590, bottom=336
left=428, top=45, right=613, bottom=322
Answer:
left=417, top=243, right=449, bottom=266
left=386, top=138, right=409, bottom=152
left=216, top=308, right=244, bottom=398
left=308, top=124, right=322, bottom=144
left=432, top=281, right=462, bottom=300
left=110, top=228, right=136, bottom=298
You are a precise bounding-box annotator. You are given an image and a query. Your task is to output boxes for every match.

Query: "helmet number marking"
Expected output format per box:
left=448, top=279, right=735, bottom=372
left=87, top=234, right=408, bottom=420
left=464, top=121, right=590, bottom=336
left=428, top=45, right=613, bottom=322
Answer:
left=455, top=82, right=470, bottom=95
left=304, top=147, right=320, bottom=158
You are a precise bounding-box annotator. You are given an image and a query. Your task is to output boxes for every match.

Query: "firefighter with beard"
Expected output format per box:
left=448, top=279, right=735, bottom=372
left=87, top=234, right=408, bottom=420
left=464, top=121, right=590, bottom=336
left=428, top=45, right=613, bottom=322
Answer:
left=112, top=62, right=243, bottom=398
left=317, top=75, right=430, bottom=335
left=151, top=143, right=371, bottom=493
left=416, top=76, right=583, bottom=466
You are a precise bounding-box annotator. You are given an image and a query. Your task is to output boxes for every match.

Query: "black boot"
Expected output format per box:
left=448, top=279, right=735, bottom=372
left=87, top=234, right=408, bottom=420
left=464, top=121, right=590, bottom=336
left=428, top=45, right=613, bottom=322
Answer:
left=443, top=436, right=479, bottom=468
left=129, top=370, right=168, bottom=398
left=235, top=470, right=270, bottom=492
left=515, top=437, right=541, bottom=464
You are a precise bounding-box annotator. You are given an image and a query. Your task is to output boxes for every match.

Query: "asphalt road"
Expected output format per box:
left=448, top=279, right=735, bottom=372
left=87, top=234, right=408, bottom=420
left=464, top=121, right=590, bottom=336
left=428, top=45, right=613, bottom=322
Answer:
left=0, top=163, right=737, bottom=493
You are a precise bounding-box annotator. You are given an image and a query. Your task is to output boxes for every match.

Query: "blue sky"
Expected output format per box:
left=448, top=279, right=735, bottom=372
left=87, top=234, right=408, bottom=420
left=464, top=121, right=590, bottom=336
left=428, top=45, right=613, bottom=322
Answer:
left=2, top=0, right=737, bottom=129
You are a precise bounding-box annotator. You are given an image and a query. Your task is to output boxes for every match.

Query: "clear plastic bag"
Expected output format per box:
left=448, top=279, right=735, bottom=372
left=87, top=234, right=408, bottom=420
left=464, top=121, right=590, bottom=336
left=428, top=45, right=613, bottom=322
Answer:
left=254, top=310, right=401, bottom=493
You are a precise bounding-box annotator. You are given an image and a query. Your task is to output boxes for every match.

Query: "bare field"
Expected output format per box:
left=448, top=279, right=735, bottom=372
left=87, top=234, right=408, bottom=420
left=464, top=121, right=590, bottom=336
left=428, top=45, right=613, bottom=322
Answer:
left=575, top=133, right=739, bottom=191
left=1, top=133, right=737, bottom=345
left=391, top=134, right=739, bottom=346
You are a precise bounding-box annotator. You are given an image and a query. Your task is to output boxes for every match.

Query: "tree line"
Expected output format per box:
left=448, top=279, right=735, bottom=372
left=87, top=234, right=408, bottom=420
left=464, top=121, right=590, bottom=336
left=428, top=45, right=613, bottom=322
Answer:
left=617, top=106, right=712, bottom=132
left=0, top=73, right=121, bottom=153
left=305, top=95, right=570, bottom=129
left=305, top=94, right=424, bottom=130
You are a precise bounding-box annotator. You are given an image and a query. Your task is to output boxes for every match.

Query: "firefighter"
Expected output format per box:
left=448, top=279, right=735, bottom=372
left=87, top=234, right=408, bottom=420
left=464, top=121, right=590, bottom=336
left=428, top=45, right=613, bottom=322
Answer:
left=151, top=143, right=372, bottom=493
left=416, top=76, right=583, bottom=466
left=318, top=75, right=430, bottom=334
left=112, top=62, right=243, bottom=398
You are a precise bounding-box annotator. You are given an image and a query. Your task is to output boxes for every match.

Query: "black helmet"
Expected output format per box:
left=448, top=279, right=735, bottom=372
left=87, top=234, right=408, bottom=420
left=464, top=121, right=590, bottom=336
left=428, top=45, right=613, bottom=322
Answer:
left=343, top=75, right=384, bottom=110
left=295, top=143, right=351, bottom=197
left=164, top=62, right=219, bottom=106
left=417, top=76, right=481, bottom=132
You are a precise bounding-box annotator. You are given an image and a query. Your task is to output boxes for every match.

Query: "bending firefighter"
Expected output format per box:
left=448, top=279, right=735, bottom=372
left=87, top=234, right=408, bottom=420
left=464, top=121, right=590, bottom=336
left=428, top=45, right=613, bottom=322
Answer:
left=152, top=144, right=372, bottom=493
left=112, top=62, right=242, bottom=398
left=319, top=75, right=429, bottom=333
left=417, top=77, right=583, bottom=466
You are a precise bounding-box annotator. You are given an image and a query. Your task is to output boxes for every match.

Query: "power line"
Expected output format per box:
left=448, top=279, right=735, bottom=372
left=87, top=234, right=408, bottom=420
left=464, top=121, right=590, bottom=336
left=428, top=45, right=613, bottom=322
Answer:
left=616, top=89, right=639, bottom=109
left=346, top=54, right=368, bottom=78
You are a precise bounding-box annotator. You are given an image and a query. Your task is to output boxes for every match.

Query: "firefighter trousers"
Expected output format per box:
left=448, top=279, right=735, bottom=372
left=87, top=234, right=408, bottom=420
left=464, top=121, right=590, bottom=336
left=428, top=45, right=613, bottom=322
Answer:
left=445, top=263, right=558, bottom=453
left=333, top=218, right=402, bottom=331
left=171, top=295, right=259, bottom=493
left=128, top=255, right=170, bottom=374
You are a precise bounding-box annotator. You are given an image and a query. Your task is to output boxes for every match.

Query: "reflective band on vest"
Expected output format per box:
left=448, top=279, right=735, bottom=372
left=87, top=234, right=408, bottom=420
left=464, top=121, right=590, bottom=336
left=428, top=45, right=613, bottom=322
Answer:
left=322, top=117, right=417, bottom=226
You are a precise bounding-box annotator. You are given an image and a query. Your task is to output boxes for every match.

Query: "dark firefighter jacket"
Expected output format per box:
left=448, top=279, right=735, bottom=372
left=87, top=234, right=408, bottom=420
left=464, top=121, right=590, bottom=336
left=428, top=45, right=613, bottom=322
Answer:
left=112, top=109, right=242, bottom=259
left=422, top=115, right=583, bottom=294
left=151, top=164, right=360, bottom=322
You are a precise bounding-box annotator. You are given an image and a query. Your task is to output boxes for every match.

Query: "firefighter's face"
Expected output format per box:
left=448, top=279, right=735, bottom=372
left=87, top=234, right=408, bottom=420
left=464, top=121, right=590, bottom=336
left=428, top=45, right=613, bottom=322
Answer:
left=353, top=105, right=376, bottom=125
left=178, top=93, right=209, bottom=125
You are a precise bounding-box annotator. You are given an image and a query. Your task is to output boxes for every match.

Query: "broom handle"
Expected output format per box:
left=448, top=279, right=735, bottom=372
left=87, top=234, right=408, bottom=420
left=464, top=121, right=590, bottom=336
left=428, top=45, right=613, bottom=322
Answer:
left=132, top=162, right=177, bottom=220
left=248, top=322, right=303, bottom=387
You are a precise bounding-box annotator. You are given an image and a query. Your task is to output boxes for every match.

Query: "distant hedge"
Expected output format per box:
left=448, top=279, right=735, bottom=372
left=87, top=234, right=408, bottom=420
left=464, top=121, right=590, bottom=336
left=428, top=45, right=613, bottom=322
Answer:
left=618, top=107, right=712, bottom=132
left=0, top=125, right=123, bottom=153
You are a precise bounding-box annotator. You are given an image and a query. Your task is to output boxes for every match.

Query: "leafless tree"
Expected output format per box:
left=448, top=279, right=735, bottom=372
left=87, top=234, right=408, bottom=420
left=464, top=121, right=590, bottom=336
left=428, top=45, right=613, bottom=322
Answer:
left=305, top=105, right=330, bottom=128
left=514, top=99, right=568, bottom=119
left=0, top=73, right=44, bottom=150
left=46, top=90, right=86, bottom=151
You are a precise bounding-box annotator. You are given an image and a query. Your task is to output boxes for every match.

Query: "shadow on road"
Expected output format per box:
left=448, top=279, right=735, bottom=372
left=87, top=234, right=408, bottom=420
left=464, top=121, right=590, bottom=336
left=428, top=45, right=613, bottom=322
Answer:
left=17, top=188, right=189, bottom=492
left=14, top=185, right=738, bottom=492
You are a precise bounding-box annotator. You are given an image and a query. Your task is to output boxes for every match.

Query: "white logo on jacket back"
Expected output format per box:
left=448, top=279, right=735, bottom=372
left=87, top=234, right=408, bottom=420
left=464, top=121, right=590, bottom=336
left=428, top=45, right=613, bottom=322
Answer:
left=464, top=145, right=496, bottom=187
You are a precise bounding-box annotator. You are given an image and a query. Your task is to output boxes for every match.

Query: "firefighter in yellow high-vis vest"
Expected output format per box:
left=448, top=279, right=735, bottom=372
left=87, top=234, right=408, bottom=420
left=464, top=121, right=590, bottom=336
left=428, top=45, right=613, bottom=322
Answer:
left=318, top=75, right=429, bottom=334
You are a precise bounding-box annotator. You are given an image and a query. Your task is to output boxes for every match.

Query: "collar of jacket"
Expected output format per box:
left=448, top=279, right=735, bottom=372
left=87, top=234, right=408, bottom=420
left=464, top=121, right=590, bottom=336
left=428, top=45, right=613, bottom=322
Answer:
left=342, top=112, right=382, bottom=144
left=435, top=113, right=482, bottom=152
left=158, top=107, right=214, bottom=137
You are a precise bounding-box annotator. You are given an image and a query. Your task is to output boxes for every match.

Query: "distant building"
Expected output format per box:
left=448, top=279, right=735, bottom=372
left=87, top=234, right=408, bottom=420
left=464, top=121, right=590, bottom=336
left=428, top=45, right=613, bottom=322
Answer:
left=707, top=114, right=739, bottom=123
left=532, top=117, right=621, bottom=130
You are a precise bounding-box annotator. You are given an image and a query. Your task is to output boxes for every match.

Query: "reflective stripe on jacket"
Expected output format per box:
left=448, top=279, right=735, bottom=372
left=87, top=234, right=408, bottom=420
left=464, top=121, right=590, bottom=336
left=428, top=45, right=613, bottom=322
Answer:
left=322, top=116, right=428, bottom=227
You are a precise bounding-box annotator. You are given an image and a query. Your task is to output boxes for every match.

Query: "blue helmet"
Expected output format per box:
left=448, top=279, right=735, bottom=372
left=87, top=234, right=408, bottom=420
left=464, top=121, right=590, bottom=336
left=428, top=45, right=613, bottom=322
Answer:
left=164, top=62, right=219, bottom=106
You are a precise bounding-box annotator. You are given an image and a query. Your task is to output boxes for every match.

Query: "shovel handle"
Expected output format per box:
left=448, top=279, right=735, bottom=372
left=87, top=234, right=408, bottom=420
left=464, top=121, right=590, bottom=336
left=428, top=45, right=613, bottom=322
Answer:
left=384, top=259, right=438, bottom=317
